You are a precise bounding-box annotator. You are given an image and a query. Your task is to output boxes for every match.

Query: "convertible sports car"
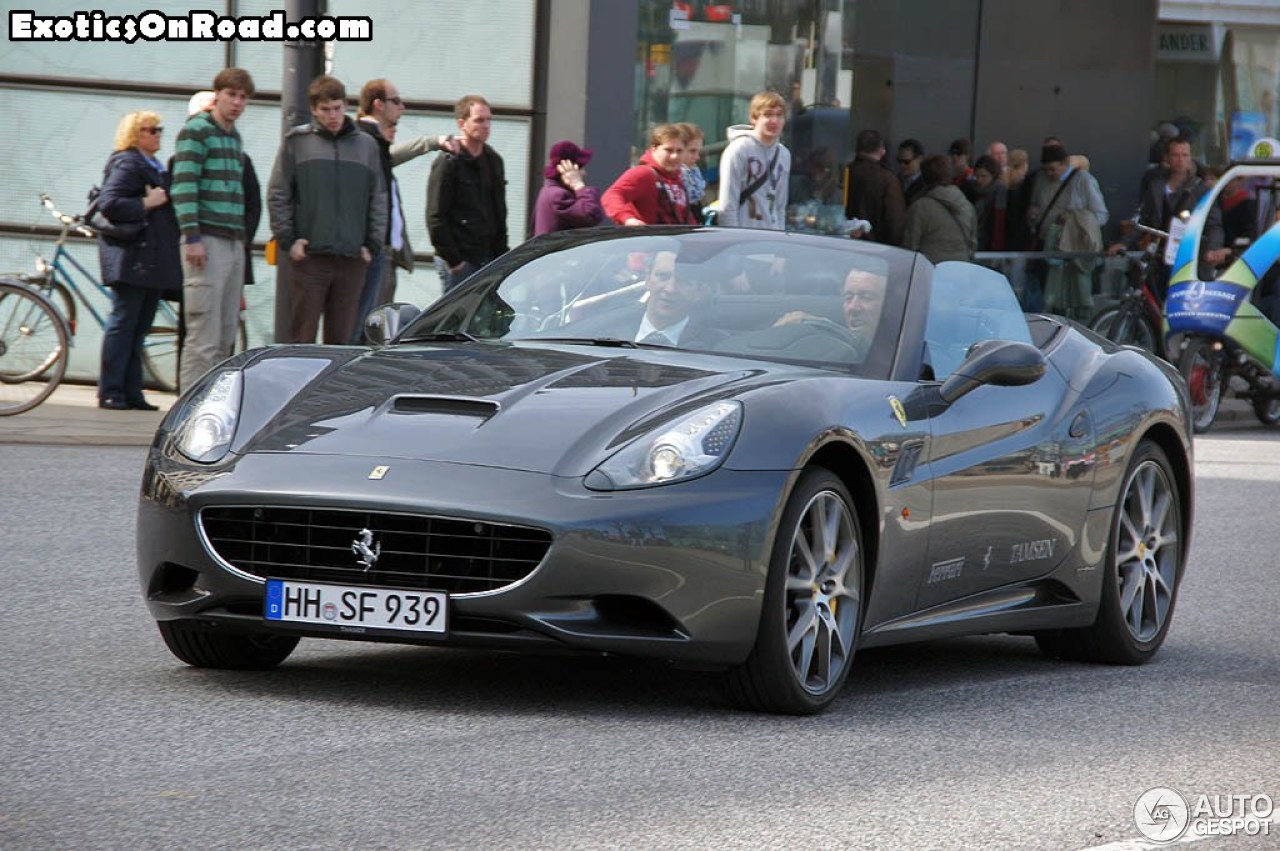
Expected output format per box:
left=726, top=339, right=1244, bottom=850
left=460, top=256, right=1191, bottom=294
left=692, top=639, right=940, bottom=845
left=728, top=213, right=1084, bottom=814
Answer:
left=137, top=227, right=1194, bottom=714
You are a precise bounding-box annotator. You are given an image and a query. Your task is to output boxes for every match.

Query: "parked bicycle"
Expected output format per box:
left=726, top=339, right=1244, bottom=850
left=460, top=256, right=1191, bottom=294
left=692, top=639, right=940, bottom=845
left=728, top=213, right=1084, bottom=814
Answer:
left=1088, top=221, right=1170, bottom=360
left=0, top=279, right=69, bottom=415
left=3, top=194, right=246, bottom=393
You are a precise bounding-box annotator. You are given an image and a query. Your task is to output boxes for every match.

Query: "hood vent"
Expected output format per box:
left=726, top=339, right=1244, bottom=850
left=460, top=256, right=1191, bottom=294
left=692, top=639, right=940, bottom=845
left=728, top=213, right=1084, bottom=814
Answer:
left=391, top=395, right=500, bottom=419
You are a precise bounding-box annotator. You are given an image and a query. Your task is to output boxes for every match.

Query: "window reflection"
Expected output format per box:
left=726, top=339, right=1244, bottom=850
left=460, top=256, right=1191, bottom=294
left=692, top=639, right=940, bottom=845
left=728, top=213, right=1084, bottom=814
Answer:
left=635, top=1, right=855, bottom=218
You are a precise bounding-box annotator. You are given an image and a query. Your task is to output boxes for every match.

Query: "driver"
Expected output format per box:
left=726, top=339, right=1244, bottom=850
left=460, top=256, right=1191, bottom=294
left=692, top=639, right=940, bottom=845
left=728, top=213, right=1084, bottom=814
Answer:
left=776, top=266, right=888, bottom=348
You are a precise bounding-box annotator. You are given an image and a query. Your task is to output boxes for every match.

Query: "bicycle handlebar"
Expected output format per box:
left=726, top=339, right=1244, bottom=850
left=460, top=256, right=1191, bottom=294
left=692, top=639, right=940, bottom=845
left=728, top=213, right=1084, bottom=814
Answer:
left=38, top=192, right=90, bottom=235
left=1133, top=222, right=1170, bottom=240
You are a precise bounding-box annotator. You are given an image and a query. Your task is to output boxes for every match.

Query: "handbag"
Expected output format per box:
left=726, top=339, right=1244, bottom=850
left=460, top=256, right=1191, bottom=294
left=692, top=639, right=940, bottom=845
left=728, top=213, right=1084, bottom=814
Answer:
left=85, top=183, right=145, bottom=243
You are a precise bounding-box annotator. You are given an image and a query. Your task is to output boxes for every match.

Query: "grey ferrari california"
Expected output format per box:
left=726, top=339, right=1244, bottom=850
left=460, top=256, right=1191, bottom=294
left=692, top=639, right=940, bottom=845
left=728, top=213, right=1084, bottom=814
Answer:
left=137, top=226, right=1193, bottom=714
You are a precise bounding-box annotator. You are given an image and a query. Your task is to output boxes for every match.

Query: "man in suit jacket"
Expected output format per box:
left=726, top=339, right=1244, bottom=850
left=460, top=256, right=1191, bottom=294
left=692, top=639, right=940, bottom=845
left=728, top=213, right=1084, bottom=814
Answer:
left=566, top=250, right=724, bottom=348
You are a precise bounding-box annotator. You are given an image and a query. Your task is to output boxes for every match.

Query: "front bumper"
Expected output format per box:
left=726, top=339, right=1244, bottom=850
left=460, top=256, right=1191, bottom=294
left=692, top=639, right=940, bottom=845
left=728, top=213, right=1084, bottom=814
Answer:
left=138, top=451, right=791, bottom=666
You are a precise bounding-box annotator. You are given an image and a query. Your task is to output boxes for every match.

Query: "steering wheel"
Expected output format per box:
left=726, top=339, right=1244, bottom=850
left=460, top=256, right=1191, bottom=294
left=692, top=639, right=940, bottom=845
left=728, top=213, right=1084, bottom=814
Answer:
left=800, top=316, right=870, bottom=361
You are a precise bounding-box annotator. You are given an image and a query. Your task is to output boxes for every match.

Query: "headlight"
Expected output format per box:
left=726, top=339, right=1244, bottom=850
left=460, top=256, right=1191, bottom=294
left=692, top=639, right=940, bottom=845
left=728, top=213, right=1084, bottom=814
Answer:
left=173, top=370, right=243, bottom=463
left=587, top=401, right=742, bottom=490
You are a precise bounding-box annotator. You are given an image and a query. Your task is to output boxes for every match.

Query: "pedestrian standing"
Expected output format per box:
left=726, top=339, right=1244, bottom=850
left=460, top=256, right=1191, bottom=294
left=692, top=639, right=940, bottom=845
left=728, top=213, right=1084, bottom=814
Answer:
left=902, top=155, right=977, bottom=263
left=843, top=129, right=906, bottom=245
left=171, top=67, right=253, bottom=392
left=971, top=154, right=1009, bottom=251
left=532, top=140, right=603, bottom=235
left=95, top=110, right=181, bottom=410
left=602, top=124, right=699, bottom=226
left=427, top=94, right=509, bottom=293
left=350, top=78, right=456, bottom=342
left=718, top=91, right=790, bottom=230
left=267, top=74, right=386, bottom=344
left=677, top=122, right=707, bottom=218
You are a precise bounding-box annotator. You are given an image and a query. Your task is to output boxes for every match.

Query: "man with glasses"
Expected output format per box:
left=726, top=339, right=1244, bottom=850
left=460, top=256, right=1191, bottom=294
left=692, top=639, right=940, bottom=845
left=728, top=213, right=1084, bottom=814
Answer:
left=843, top=128, right=906, bottom=246
left=350, top=78, right=457, bottom=342
left=897, top=138, right=926, bottom=205
left=172, top=67, right=254, bottom=392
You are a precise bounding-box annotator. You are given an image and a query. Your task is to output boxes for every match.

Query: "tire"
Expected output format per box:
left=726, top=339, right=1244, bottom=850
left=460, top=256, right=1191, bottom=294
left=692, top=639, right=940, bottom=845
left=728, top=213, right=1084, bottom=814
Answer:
left=1036, top=441, right=1184, bottom=664
left=0, top=283, right=68, bottom=415
left=725, top=468, right=863, bottom=714
left=1177, top=337, right=1223, bottom=434
left=157, top=620, right=299, bottom=670
left=1089, top=304, right=1158, bottom=355
left=33, top=279, right=77, bottom=336
left=1252, top=395, right=1280, bottom=427
left=142, top=324, right=179, bottom=393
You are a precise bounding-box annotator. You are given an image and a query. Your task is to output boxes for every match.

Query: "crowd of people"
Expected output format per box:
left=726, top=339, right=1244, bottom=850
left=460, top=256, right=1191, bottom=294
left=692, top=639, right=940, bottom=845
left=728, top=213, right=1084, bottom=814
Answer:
left=90, top=71, right=1246, bottom=409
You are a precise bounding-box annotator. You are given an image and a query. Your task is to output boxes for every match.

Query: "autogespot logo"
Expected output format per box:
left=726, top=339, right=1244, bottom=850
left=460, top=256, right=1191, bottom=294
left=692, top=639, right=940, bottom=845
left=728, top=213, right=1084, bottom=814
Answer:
left=1135, top=787, right=1190, bottom=842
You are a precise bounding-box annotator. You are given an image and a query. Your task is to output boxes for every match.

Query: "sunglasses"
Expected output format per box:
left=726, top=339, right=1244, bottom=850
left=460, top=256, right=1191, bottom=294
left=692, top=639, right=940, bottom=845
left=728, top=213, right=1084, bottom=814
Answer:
left=897, top=157, right=914, bottom=165
left=142, top=126, right=164, bottom=134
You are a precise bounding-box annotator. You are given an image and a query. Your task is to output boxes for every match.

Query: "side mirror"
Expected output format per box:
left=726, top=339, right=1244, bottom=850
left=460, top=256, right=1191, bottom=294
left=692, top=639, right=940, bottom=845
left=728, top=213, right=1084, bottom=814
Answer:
left=938, top=340, right=1046, bottom=403
left=363, top=302, right=421, bottom=346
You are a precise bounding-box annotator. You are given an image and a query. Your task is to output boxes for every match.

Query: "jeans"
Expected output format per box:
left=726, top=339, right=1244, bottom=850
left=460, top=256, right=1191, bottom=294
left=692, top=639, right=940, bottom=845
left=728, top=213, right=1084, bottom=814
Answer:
left=436, top=257, right=478, bottom=294
left=349, top=250, right=388, bottom=344
left=99, top=283, right=161, bottom=403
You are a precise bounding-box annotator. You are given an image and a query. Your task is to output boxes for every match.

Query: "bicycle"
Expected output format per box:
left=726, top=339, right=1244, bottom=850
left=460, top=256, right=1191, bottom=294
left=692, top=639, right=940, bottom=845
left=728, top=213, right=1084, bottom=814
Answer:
left=0, top=279, right=69, bottom=415
left=1087, top=221, right=1168, bottom=360
left=6, top=194, right=246, bottom=393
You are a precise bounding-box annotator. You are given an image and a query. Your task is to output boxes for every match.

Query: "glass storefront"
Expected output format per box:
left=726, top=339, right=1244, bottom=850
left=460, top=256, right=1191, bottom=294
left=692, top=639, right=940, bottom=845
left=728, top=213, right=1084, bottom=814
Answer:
left=634, top=0, right=856, bottom=211
left=1155, top=20, right=1280, bottom=165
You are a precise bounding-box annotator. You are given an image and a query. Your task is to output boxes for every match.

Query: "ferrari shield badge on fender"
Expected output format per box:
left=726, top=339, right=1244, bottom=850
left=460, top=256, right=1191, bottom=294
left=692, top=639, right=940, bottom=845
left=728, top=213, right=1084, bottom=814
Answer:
left=889, top=396, right=907, bottom=429
left=368, top=465, right=390, bottom=480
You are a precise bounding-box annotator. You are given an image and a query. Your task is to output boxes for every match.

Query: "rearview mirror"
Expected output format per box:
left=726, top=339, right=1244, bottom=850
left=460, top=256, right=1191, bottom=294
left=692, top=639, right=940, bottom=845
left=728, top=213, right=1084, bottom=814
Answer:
left=363, top=302, right=422, bottom=346
left=939, top=340, right=1046, bottom=403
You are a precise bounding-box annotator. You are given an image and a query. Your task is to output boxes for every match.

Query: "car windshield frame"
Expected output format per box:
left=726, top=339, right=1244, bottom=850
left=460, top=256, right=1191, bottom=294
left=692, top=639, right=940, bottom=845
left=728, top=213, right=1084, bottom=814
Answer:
left=399, top=227, right=920, bottom=378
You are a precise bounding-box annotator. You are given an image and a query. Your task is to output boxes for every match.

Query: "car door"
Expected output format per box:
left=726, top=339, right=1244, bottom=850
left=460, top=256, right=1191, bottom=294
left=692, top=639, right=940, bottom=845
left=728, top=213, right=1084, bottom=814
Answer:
left=915, top=263, right=1096, bottom=611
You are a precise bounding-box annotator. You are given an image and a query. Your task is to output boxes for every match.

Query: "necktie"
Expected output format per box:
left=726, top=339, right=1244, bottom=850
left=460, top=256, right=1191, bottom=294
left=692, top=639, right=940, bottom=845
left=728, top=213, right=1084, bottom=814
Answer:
left=640, top=330, right=673, bottom=346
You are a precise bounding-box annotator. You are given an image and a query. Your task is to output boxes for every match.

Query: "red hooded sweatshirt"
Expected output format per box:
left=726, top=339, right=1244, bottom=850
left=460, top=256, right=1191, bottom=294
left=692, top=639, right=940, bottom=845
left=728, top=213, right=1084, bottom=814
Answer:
left=602, top=149, right=698, bottom=225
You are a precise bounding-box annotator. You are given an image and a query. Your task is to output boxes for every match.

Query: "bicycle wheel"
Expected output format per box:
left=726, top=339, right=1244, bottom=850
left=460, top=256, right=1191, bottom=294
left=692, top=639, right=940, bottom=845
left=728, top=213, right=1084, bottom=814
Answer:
left=142, top=323, right=179, bottom=393
left=32, top=277, right=77, bottom=335
left=1177, top=337, right=1224, bottom=434
left=0, top=282, right=68, bottom=415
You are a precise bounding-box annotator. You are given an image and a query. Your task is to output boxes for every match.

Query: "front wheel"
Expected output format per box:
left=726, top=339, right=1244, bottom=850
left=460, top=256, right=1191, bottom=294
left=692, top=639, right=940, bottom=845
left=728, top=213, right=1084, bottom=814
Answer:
left=1253, top=395, right=1280, bottom=427
left=158, top=620, right=298, bottom=669
left=1037, top=440, right=1184, bottom=664
left=1177, top=337, right=1224, bottom=434
left=725, top=468, right=863, bottom=714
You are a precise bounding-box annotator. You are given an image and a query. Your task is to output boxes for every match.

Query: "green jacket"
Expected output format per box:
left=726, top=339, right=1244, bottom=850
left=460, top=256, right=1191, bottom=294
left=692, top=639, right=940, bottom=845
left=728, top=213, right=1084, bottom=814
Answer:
left=267, top=116, right=387, bottom=258
left=171, top=111, right=246, bottom=242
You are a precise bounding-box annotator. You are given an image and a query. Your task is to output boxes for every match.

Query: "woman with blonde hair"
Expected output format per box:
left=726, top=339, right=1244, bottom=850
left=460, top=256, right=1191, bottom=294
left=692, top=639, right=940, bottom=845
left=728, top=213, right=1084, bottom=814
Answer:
left=94, top=109, right=181, bottom=409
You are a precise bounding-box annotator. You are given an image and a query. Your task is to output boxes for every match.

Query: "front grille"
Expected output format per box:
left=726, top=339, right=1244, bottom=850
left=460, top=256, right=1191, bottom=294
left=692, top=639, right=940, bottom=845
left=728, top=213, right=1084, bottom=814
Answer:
left=200, top=506, right=552, bottom=594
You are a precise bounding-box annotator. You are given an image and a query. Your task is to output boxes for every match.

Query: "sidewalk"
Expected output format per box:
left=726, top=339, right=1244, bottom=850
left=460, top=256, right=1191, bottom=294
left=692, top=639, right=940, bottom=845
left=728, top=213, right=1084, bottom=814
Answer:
left=0, top=381, right=177, bottom=447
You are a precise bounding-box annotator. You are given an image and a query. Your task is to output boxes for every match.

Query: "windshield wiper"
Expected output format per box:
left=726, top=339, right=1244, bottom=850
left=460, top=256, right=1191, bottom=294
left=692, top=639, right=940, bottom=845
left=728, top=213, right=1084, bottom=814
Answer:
left=529, top=337, right=639, bottom=348
left=399, top=330, right=479, bottom=343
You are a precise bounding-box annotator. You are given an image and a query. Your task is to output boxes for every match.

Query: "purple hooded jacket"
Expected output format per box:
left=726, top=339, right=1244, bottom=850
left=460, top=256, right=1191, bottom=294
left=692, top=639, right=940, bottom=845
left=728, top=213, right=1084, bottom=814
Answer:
left=532, top=177, right=605, bottom=236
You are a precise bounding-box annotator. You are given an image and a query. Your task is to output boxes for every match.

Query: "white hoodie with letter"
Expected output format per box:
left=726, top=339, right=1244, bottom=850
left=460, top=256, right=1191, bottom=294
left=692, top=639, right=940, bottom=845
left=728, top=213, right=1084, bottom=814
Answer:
left=717, top=125, right=790, bottom=230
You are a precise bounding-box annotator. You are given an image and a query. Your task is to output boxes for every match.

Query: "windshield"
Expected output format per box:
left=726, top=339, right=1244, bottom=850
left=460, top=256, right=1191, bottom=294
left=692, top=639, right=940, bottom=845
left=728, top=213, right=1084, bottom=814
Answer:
left=400, top=228, right=912, bottom=377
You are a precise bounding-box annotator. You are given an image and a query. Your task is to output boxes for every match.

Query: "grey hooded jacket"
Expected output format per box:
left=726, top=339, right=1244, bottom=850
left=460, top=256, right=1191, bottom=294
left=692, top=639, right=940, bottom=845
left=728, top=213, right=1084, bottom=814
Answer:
left=903, top=184, right=977, bottom=264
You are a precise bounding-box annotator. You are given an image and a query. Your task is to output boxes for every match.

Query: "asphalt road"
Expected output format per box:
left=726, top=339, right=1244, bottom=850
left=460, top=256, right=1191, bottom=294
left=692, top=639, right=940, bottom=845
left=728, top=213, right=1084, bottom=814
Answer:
left=1, top=427, right=1277, bottom=851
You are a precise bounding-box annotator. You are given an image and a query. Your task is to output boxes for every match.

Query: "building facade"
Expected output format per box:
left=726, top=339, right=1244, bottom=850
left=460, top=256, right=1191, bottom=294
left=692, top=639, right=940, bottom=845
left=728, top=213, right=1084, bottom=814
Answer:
left=6, top=1, right=1270, bottom=383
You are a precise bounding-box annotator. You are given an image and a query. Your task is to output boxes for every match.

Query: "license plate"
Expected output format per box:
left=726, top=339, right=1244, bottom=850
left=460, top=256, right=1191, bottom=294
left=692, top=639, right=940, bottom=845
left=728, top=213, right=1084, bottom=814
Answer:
left=264, top=579, right=447, bottom=635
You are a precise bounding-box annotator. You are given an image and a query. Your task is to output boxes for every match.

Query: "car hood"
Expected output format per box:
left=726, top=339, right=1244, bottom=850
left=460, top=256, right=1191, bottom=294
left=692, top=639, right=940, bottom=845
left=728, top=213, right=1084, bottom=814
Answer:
left=231, top=343, right=782, bottom=476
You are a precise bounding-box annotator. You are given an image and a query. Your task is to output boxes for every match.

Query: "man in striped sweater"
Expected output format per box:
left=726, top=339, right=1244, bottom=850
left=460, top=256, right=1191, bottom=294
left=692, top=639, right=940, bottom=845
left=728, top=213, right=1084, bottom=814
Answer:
left=171, top=67, right=254, bottom=392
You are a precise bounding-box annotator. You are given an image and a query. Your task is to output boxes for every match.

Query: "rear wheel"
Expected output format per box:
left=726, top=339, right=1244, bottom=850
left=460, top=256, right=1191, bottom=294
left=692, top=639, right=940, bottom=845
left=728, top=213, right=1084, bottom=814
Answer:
left=1089, top=303, right=1158, bottom=354
left=1177, top=337, right=1224, bottom=434
left=725, top=468, right=863, bottom=714
left=158, top=620, right=299, bottom=669
left=1037, top=441, right=1183, bottom=664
